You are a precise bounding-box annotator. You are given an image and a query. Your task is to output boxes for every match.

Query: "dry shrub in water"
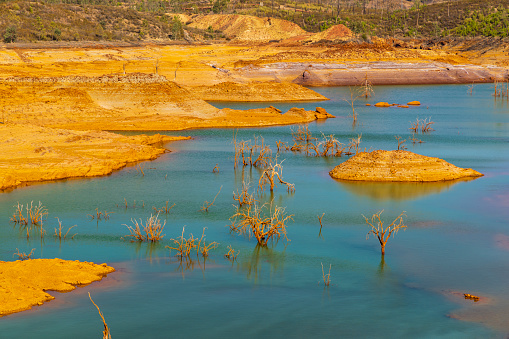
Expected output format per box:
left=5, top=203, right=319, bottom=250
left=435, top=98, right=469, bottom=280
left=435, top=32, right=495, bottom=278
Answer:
left=233, top=134, right=272, bottom=169
left=291, top=125, right=317, bottom=155
left=153, top=201, right=175, bottom=214
left=11, top=201, right=48, bottom=226
left=409, top=117, right=435, bottom=134
left=363, top=210, right=407, bottom=256
left=197, top=227, right=219, bottom=257
left=13, top=248, right=35, bottom=260
left=54, top=218, right=77, bottom=240
left=229, top=201, right=293, bottom=247
left=201, top=186, right=222, bottom=212
left=233, top=180, right=254, bottom=207
left=359, top=73, right=374, bottom=98
left=124, top=214, right=165, bottom=242
left=167, top=227, right=219, bottom=259
left=88, top=208, right=113, bottom=221
left=258, top=159, right=295, bottom=193
left=395, top=135, right=407, bottom=151
left=224, top=245, right=239, bottom=261
left=321, top=262, right=331, bottom=287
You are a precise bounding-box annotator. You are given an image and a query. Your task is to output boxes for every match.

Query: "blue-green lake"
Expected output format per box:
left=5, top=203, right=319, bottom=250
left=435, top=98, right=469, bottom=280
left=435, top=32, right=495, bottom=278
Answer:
left=1, top=84, right=509, bottom=338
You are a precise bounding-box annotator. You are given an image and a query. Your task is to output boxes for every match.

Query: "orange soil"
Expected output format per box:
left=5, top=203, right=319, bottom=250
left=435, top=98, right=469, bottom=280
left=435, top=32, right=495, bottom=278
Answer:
left=329, top=150, right=483, bottom=182
left=0, top=259, right=115, bottom=316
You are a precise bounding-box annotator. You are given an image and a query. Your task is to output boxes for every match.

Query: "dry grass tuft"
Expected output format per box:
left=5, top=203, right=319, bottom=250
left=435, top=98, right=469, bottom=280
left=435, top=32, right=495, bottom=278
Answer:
left=124, top=214, right=166, bottom=242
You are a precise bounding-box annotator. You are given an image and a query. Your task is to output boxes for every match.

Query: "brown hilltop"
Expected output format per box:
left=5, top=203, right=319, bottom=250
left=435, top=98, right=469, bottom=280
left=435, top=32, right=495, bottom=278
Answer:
left=329, top=150, right=483, bottom=182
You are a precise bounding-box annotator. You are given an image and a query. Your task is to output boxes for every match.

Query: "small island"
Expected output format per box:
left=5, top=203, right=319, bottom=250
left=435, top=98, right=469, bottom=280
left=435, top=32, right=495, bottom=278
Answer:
left=329, top=150, right=483, bottom=182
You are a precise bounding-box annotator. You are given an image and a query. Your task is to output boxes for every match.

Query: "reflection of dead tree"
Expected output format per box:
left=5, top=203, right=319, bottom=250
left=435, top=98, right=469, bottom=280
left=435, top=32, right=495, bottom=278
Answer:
left=395, top=135, right=407, bottom=151
left=363, top=210, right=407, bottom=256
left=258, top=159, right=295, bottom=193
left=200, top=186, right=222, bottom=212
left=229, top=202, right=293, bottom=247
left=233, top=180, right=254, bottom=207
left=359, top=73, right=374, bottom=98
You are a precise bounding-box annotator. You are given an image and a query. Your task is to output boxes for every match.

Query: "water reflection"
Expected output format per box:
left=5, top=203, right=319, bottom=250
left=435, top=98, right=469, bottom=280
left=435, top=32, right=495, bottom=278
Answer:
left=335, top=178, right=478, bottom=201
left=239, top=244, right=286, bottom=284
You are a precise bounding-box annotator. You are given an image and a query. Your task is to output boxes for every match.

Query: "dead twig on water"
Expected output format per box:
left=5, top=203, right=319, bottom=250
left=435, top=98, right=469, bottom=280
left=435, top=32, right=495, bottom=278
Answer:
left=201, top=186, right=222, bottom=212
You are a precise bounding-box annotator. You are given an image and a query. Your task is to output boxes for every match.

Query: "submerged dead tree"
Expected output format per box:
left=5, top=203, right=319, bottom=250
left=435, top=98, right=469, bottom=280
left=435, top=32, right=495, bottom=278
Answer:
left=229, top=201, right=293, bottom=247
left=363, top=210, right=407, bottom=256
left=258, top=158, right=295, bottom=193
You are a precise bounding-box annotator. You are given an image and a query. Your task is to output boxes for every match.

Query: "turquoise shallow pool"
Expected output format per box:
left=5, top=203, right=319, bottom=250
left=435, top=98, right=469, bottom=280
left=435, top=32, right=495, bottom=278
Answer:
left=1, top=84, right=508, bottom=338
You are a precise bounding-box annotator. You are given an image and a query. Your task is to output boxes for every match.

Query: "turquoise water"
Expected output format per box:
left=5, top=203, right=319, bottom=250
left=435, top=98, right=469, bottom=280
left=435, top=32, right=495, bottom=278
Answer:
left=1, top=84, right=509, bottom=338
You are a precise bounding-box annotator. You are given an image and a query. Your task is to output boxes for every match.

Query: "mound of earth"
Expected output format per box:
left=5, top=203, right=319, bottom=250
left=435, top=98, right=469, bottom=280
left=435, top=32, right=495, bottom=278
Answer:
left=329, top=150, right=483, bottom=182
left=304, top=24, right=352, bottom=43
left=187, top=14, right=306, bottom=41
left=189, top=82, right=329, bottom=101
left=0, top=259, right=115, bottom=316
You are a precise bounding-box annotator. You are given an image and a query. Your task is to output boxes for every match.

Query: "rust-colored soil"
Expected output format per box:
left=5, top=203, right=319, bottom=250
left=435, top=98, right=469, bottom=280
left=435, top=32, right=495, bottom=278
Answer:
left=0, top=259, right=115, bottom=316
left=329, top=150, right=483, bottom=182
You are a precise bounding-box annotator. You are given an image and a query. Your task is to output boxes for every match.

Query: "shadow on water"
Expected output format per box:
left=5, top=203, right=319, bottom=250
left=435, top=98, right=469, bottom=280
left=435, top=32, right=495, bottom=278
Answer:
left=334, top=177, right=480, bottom=201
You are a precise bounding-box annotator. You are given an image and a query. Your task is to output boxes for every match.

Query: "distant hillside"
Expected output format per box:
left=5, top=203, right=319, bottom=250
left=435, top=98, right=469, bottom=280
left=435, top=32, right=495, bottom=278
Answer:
left=1, top=0, right=509, bottom=43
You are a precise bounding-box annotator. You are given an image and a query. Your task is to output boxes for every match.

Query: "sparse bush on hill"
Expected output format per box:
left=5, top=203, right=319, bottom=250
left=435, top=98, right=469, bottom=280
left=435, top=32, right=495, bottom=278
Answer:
left=0, top=0, right=508, bottom=43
